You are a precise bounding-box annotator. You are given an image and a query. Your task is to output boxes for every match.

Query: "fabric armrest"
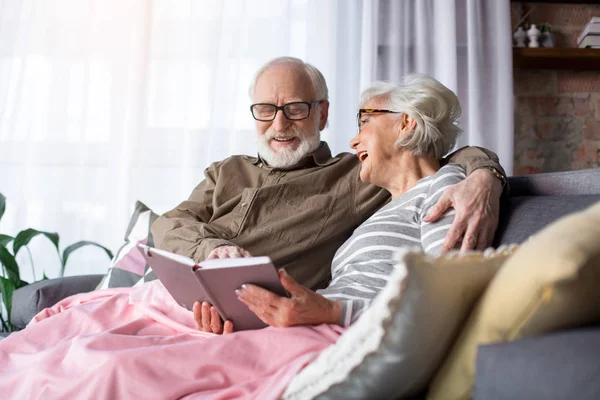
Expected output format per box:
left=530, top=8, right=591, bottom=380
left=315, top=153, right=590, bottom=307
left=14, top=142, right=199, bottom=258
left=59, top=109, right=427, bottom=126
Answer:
left=11, top=274, right=104, bottom=329
left=474, top=327, right=600, bottom=400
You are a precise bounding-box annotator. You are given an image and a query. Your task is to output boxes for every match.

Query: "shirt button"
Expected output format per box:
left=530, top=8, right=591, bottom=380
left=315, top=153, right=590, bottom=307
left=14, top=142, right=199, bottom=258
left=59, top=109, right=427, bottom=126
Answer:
left=240, top=202, right=247, bottom=208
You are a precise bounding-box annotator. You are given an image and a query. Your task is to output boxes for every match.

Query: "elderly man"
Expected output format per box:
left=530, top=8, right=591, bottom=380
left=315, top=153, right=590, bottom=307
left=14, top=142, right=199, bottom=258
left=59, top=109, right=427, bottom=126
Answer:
left=151, top=57, right=506, bottom=292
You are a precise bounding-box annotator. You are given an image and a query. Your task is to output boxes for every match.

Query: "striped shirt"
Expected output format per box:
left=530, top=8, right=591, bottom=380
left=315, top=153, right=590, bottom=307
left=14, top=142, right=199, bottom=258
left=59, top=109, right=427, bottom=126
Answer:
left=317, top=164, right=466, bottom=327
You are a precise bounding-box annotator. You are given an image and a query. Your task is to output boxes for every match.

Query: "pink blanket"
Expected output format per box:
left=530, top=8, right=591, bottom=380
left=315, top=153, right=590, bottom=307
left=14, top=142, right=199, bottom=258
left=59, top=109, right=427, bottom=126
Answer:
left=0, top=280, right=344, bottom=399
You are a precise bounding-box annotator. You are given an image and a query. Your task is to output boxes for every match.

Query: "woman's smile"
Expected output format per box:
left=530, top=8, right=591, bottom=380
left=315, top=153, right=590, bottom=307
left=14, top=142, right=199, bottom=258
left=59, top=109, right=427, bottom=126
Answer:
left=357, top=150, right=369, bottom=162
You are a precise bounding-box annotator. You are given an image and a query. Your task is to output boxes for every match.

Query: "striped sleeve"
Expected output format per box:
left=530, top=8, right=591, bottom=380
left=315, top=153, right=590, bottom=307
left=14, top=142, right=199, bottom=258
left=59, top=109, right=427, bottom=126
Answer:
left=419, top=164, right=466, bottom=256
left=318, top=261, right=394, bottom=327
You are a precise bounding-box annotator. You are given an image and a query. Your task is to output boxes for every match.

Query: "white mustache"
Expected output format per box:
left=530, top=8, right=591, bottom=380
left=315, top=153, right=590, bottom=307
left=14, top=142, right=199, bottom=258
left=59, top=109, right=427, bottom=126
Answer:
left=270, top=136, right=295, bottom=140
left=257, top=123, right=321, bottom=168
left=265, top=125, right=303, bottom=140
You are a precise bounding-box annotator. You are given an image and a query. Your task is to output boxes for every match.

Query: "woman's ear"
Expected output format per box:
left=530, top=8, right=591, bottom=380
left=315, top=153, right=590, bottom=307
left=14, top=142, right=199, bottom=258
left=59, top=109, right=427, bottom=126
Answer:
left=399, top=113, right=417, bottom=136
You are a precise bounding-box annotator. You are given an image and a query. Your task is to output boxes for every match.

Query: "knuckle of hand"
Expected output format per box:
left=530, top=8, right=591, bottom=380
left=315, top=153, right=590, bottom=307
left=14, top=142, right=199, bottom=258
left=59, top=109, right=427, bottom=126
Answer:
left=465, top=235, right=477, bottom=245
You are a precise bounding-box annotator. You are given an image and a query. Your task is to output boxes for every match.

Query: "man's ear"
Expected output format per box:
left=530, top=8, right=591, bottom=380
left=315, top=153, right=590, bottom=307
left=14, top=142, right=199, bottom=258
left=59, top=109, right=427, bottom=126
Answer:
left=399, top=113, right=416, bottom=136
left=318, top=100, right=330, bottom=131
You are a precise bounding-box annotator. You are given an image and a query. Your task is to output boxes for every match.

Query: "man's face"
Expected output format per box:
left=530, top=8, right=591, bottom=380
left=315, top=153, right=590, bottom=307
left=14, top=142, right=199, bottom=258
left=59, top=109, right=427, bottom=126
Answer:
left=252, top=64, right=328, bottom=168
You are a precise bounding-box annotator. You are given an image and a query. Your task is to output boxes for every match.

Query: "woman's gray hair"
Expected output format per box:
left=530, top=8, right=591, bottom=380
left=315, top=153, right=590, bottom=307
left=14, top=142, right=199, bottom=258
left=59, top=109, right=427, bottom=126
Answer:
left=248, top=57, right=329, bottom=101
left=359, top=74, right=462, bottom=159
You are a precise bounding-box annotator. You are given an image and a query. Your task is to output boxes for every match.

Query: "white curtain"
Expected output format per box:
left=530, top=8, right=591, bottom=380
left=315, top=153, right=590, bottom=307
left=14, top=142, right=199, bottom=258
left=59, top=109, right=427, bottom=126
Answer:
left=0, top=0, right=512, bottom=281
left=374, top=0, right=514, bottom=175
left=0, top=0, right=374, bottom=280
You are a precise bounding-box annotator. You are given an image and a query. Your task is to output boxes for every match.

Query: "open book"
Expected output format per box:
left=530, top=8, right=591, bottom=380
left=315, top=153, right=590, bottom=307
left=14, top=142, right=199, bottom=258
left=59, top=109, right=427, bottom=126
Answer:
left=137, top=244, right=287, bottom=331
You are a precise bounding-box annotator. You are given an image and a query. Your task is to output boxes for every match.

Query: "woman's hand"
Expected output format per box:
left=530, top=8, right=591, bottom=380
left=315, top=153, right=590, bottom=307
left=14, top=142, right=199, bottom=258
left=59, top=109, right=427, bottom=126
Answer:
left=193, top=301, right=233, bottom=334
left=236, top=269, right=341, bottom=327
left=424, top=168, right=503, bottom=253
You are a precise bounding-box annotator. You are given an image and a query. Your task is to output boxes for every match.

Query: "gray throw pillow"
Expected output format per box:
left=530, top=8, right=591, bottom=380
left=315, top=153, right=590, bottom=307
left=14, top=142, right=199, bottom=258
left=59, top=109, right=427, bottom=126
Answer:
left=283, top=247, right=515, bottom=400
left=96, top=201, right=159, bottom=290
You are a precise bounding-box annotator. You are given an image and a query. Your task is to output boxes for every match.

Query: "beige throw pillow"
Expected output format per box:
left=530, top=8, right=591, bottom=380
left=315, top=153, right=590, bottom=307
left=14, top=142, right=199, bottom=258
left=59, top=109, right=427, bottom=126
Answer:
left=428, top=201, right=600, bottom=400
left=283, top=246, right=516, bottom=400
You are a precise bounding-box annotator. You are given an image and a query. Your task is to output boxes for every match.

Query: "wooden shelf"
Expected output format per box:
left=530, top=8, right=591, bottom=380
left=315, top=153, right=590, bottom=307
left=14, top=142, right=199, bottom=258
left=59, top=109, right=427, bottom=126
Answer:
left=513, top=48, right=600, bottom=70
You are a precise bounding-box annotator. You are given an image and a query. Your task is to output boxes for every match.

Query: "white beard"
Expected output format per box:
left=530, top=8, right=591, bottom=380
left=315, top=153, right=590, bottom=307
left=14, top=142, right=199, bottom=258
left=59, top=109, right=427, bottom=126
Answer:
left=257, top=121, right=321, bottom=168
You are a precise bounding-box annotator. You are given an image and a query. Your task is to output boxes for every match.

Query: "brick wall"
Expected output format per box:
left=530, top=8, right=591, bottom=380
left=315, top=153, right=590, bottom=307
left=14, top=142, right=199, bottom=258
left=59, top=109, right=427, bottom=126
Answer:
left=512, top=3, right=600, bottom=175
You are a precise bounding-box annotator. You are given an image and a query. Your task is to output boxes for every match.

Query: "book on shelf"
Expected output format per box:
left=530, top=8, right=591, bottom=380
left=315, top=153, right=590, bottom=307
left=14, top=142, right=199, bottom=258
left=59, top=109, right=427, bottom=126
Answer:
left=137, top=244, right=287, bottom=331
left=578, top=17, right=600, bottom=44
left=579, top=35, right=600, bottom=49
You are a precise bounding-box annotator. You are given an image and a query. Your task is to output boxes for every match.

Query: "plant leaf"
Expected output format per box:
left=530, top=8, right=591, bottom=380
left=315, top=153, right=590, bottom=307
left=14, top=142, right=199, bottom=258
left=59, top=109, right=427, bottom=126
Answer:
left=0, top=246, right=20, bottom=282
left=0, top=315, right=9, bottom=333
left=0, top=234, right=13, bottom=248
left=61, top=241, right=114, bottom=276
left=42, top=272, right=49, bottom=281
left=0, top=276, right=15, bottom=328
left=13, top=229, right=60, bottom=259
left=0, top=193, right=5, bottom=222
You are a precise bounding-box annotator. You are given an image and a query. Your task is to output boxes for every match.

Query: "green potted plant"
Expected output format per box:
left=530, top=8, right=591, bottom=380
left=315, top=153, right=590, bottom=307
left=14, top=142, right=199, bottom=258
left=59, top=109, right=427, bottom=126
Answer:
left=0, top=193, right=113, bottom=332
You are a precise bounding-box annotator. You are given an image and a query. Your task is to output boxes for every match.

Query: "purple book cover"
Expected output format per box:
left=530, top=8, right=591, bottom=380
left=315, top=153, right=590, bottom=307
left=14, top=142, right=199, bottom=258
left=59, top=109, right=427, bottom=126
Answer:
left=137, top=244, right=286, bottom=331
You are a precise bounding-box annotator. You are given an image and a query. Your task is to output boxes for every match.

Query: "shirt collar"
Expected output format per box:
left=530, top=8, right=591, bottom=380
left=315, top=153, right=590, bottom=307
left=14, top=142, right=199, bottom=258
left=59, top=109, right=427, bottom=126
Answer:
left=246, top=141, right=340, bottom=169
left=312, top=142, right=339, bottom=167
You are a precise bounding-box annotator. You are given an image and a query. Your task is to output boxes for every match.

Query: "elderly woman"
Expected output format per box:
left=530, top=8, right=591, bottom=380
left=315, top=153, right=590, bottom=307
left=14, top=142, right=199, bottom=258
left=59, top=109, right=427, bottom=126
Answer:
left=199, top=74, right=465, bottom=332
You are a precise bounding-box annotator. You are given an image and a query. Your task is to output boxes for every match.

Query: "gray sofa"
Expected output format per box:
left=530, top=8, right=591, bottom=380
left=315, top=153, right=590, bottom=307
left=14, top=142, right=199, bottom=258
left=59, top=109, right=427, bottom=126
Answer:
left=5, top=168, right=600, bottom=399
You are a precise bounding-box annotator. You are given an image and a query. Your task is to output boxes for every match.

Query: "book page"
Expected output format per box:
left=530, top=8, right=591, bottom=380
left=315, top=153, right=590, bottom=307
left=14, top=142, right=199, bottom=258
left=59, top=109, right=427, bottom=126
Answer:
left=148, top=246, right=196, bottom=267
left=199, top=256, right=273, bottom=269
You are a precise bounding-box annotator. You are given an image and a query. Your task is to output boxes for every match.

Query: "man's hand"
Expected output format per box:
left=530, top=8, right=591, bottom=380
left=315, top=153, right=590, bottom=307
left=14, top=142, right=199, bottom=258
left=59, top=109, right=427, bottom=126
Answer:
left=424, top=169, right=503, bottom=253
left=236, top=269, right=341, bottom=327
left=193, top=301, right=234, bottom=334
left=207, top=245, right=252, bottom=259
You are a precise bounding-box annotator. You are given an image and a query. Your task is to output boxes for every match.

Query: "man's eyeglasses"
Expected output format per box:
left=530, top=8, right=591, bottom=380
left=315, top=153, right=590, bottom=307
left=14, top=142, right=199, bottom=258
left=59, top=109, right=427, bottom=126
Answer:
left=250, top=101, right=323, bottom=122
left=357, top=108, right=402, bottom=129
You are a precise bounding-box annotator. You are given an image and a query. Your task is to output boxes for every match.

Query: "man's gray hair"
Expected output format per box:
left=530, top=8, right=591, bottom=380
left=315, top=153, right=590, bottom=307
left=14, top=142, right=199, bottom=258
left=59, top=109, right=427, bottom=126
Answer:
left=248, top=57, right=329, bottom=101
left=359, top=75, right=462, bottom=160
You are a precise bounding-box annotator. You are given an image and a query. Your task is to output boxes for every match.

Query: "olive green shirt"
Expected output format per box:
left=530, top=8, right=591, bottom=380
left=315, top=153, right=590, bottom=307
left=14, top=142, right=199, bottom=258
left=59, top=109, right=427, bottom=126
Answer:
left=151, top=142, right=504, bottom=290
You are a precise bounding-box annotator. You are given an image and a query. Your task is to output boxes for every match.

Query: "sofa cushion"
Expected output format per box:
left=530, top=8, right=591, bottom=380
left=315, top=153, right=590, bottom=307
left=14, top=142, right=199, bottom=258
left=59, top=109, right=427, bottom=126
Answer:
left=428, top=200, right=600, bottom=400
left=10, top=275, right=104, bottom=330
left=494, top=195, right=600, bottom=246
left=283, top=247, right=515, bottom=400
left=474, top=327, right=600, bottom=400
left=507, top=168, right=600, bottom=196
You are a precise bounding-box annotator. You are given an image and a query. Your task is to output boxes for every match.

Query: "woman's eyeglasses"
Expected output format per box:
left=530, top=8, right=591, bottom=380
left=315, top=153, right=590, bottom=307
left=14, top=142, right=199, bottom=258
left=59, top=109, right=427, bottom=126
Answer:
left=356, top=109, right=401, bottom=129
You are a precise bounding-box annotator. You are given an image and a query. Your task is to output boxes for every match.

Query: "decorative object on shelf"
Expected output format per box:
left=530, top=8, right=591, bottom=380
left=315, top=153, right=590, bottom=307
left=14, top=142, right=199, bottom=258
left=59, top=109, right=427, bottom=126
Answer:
left=579, top=37, right=600, bottom=48
left=513, top=26, right=527, bottom=48
left=578, top=16, right=600, bottom=48
left=540, top=24, right=555, bottom=48
left=527, top=24, right=541, bottom=48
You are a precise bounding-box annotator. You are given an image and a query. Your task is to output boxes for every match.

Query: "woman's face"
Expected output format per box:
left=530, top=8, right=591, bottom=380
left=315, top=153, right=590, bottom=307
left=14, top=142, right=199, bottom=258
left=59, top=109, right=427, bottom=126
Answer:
left=349, top=99, right=403, bottom=185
